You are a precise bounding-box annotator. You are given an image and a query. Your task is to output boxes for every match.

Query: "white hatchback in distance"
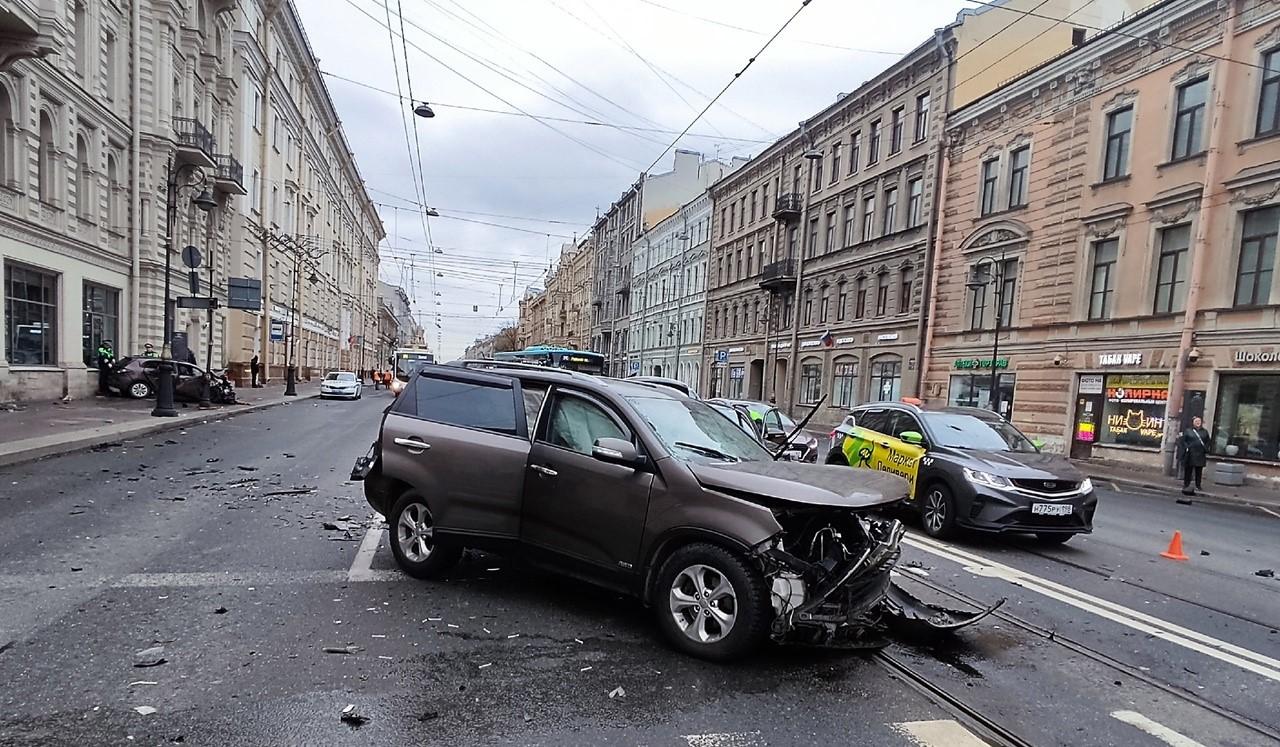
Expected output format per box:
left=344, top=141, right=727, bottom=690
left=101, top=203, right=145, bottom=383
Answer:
left=320, top=371, right=362, bottom=400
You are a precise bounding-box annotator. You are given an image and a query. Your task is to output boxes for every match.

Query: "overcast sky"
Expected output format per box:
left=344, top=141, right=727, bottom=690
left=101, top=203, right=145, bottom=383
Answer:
left=295, top=0, right=980, bottom=359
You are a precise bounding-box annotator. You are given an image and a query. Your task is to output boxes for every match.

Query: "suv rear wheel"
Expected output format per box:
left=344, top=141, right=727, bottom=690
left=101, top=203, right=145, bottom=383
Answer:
left=388, top=491, right=462, bottom=579
left=653, top=543, right=771, bottom=661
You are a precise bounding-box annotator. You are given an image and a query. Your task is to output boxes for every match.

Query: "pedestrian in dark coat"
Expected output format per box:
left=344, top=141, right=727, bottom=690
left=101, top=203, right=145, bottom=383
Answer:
left=95, top=340, right=115, bottom=396
left=1180, top=416, right=1210, bottom=494
left=250, top=355, right=261, bottom=388
left=185, top=347, right=197, bottom=365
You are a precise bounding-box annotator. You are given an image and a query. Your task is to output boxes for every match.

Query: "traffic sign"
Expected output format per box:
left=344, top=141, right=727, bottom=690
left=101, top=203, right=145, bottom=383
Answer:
left=715, top=349, right=728, bottom=364
left=181, top=245, right=202, bottom=268
left=270, top=320, right=286, bottom=341
left=176, top=296, right=217, bottom=310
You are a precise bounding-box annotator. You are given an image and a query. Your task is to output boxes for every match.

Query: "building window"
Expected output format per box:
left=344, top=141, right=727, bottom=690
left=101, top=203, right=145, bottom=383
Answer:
left=106, top=153, right=121, bottom=231
left=820, top=288, right=830, bottom=323
left=749, top=190, right=757, bottom=223
left=980, top=158, right=999, bottom=216
left=74, top=135, right=90, bottom=219
left=1088, top=238, right=1119, bottom=320
left=837, top=282, right=847, bottom=321
left=825, top=212, right=836, bottom=253
left=1171, top=77, right=1208, bottom=160
left=800, top=361, right=822, bottom=404
left=1259, top=49, right=1280, bottom=137
left=1099, top=373, right=1169, bottom=449
left=855, top=278, right=866, bottom=319
left=104, top=31, right=118, bottom=102
left=1212, top=374, right=1280, bottom=460
left=807, top=218, right=819, bottom=259
left=875, top=273, right=889, bottom=316
left=792, top=164, right=802, bottom=194
left=803, top=289, right=813, bottom=326
left=899, top=267, right=913, bottom=313
left=890, top=107, right=904, bottom=154
left=907, top=178, right=923, bottom=227
left=1235, top=206, right=1278, bottom=307
left=830, top=142, right=841, bottom=182
left=73, top=2, right=89, bottom=79
left=914, top=92, right=930, bottom=142
left=1103, top=106, right=1132, bottom=180
left=82, top=282, right=119, bottom=367
left=5, top=262, right=58, bottom=366
left=761, top=183, right=770, bottom=215
left=1007, top=146, right=1029, bottom=208
left=38, top=111, right=55, bottom=203
left=849, top=132, right=860, bottom=175
left=868, top=119, right=881, bottom=165
left=833, top=359, right=858, bottom=407
left=862, top=194, right=876, bottom=241
left=812, top=156, right=823, bottom=192
left=883, top=187, right=898, bottom=234
left=728, top=366, right=744, bottom=398
left=870, top=357, right=902, bottom=401
left=950, top=373, right=1016, bottom=416
left=787, top=226, right=798, bottom=257
left=1154, top=224, right=1190, bottom=314
left=968, top=258, right=1018, bottom=330
left=843, top=205, right=855, bottom=246
left=731, top=304, right=738, bottom=335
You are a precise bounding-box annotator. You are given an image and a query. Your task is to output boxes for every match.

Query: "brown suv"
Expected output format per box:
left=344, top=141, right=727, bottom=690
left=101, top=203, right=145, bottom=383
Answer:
left=353, top=362, right=995, bottom=660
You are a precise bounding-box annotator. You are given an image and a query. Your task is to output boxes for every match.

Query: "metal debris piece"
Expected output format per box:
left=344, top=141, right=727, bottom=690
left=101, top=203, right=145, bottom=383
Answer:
left=507, top=634, right=520, bottom=639
left=128, top=681, right=158, bottom=687
left=418, top=711, right=439, bottom=722
left=478, top=662, right=492, bottom=669
left=1257, top=569, right=1275, bottom=578
left=580, top=666, right=592, bottom=672
left=133, top=706, right=157, bottom=716
left=322, top=645, right=362, bottom=655
left=608, top=686, right=625, bottom=699
left=206, top=457, right=220, bottom=463
left=214, top=606, right=228, bottom=614
left=339, top=704, right=369, bottom=727
left=133, top=646, right=166, bottom=668
left=236, top=465, right=259, bottom=472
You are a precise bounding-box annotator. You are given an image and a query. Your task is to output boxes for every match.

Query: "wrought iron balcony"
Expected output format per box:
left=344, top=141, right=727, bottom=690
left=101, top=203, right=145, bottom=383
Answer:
left=212, top=154, right=247, bottom=195
left=759, top=258, right=797, bottom=291
left=172, top=117, right=215, bottom=167
left=771, top=193, right=803, bottom=221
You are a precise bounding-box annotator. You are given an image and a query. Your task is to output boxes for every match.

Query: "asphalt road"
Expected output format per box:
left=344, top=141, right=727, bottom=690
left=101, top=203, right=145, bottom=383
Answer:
left=0, top=391, right=1277, bottom=746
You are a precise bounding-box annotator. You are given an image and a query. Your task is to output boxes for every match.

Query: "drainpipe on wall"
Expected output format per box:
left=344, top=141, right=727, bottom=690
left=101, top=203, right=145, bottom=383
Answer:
left=786, top=151, right=817, bottom=414
left=128, top=0, right=141, bottom=352
left=1161, top=6, right=1240, bottom=476
left=917, top=32, right=957, bottom=402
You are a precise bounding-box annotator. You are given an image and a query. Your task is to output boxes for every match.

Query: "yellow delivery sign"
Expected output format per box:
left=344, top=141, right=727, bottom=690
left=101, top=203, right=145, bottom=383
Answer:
left=841, top=428, right=926, bottom=497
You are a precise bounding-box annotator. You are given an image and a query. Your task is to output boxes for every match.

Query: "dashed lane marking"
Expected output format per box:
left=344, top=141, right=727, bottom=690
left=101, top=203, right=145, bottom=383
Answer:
left=905, top=534, right=1280, bottom=683
left=681, top=732, right=763, bottom=747
left=894, top=720, right=989, bottom=747
left=1111, top=711, right=1207, bottom=747
left=348, top=524, right=386, bottom=582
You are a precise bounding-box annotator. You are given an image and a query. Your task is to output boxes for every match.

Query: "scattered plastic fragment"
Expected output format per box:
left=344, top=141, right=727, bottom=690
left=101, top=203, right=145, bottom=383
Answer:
left=133, top=646, right=166, bottom=668
left=133, top=706, right=157, bottom=716
left=339, top=704, right=369, bottom=727
left=608, top=686, right=626, bottom=699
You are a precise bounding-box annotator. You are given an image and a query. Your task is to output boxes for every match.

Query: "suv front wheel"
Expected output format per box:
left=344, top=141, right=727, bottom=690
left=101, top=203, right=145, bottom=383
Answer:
left=653, top=543, right=771, bottom=661
left=388, top=491, right=462, bottom=579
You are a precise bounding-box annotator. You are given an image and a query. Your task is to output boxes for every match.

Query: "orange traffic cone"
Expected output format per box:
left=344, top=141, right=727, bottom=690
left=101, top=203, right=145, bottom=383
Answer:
left=1161, top=531, right=1189, bottom=561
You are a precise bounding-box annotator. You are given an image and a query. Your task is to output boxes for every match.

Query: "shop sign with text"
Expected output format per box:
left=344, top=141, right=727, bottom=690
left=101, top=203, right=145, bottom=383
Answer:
left=1099, top=352, right=1143, bottom=366
left=1100, top=373, right=1168, bottom=448
left=953, top=357, right=1009, bottom=370
left=1234, top=350, right=1280, bottom=364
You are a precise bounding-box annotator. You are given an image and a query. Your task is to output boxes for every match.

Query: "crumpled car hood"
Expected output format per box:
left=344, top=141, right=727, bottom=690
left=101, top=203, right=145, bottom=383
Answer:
left=689, top=460, right=907, bottom=509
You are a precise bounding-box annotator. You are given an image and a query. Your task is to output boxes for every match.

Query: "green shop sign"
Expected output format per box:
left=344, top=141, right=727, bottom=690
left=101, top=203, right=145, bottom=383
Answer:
left=953, top=357, right=1009, bottom=370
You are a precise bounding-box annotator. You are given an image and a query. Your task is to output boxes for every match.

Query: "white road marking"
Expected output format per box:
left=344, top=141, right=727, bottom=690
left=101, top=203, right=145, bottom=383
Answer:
left=1110, top=711, right=1206, bottom=747
left=1258, top=506, right=1280, bottom=520
left=348, top=524, right=386, bottom=582
left=0, top=568, right=406, bottom=591
left=905, top=535, right=1280, bottom=683
left=681, top=732, right=763, bottom=747
left=895, top=719, right=989, bottom=747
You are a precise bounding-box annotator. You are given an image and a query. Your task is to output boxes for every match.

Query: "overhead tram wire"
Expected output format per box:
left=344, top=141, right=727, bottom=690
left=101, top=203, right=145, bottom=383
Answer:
left=340, top=0, right=646, bottom=172
left=641, top=0, right=816, bottom=175
left=319, top=70, right=771, bottom=144
left=373, top=202, right=578, bottom=239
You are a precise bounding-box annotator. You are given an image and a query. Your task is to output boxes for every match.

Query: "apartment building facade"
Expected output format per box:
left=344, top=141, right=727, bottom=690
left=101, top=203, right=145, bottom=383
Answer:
left=628, top=191, right=710, bottom=390
left=704, top=36, right=952, bottom=417
left=923, top=0, right=1280, bottom=479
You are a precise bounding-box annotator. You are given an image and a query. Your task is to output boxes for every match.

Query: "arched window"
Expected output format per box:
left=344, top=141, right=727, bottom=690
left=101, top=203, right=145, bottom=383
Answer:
left=0, top=86, right=12, bottom=183
left=870, top=355, right=903, bottom=402
left=74, top=134, right=90, bottom=218
left=799, top=357, right=823, bottom=404
left=38, top=111, right=55, bottom=203
left=833, top=356, right=859, bottom=408
left=106, top=153, right=121, bottom=230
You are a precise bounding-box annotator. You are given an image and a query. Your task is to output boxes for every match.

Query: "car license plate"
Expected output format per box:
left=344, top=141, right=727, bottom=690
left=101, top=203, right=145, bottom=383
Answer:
left=1031, top=503, right=1072, bottom=516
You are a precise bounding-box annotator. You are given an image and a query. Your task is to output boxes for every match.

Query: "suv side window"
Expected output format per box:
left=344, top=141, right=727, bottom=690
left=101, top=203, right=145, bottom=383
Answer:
left=855, top=409, right=890, bottom=434
left=763, top=408, right=784, bottom=433
left=541, top=393, right=628, bottom=456
left=412, top=375, right=518, bottom=435
left=886, top=411, right=924, bottom=440
left=521, top=383, right=549, bottom=432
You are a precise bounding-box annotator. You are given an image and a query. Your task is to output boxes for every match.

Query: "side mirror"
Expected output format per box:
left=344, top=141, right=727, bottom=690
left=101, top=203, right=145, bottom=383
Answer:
left=592, top=437, right=644, bottom=468
left=900, top=430, right=925, bottom=446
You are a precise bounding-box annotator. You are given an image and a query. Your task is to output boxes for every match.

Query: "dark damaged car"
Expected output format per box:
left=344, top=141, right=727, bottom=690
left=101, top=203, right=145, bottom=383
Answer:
left=352, top=362, right=998, bottom=660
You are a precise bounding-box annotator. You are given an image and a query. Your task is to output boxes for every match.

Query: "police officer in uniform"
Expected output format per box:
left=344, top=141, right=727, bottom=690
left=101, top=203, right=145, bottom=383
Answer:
left=95, top=340, right=115, bottom=396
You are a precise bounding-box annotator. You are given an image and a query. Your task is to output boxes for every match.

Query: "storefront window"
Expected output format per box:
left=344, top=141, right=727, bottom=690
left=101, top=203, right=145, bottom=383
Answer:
left=949, top=373, right=1016, bottom=418
left=5, top=262, right=58, bottom=366
left=799, top=361, right=822, bottom=404
left=728, top=365, right=744, bottom=399
left=832, top=359, right=858, bottom=408
left=1212, top=374, right=1280, bottom=460
left=870, top=357, right=901, bottom=402
left=1099, top=373, right=1168, bottom=448
left=82, top=282, right=120, bottom=366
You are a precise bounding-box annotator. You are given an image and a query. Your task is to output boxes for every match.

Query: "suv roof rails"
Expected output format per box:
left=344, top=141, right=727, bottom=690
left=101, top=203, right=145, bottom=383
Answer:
left=449, top=359, right=584, bottom=378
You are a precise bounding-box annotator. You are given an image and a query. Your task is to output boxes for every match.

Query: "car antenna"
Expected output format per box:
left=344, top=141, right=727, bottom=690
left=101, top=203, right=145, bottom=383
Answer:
left=772, top=395, right=827, bottom=461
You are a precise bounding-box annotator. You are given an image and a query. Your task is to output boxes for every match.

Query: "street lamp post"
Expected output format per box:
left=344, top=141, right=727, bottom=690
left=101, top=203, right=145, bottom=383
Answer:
left=198, top=202, right=219, bottom=409
left=965, top=250, right=1008, bottom=414
left=154, top=159, right=216, bottom=418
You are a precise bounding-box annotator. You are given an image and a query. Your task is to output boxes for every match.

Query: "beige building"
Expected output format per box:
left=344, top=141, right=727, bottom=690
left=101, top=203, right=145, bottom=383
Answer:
left=516, top=237, right=594, bottom=352
left=924, top=0, right=1280, bottom=480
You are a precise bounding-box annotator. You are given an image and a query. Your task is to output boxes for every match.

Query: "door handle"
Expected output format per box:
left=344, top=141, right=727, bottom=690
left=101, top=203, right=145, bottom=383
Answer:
left=530, top=464, right=558, bottom=477
left=878, top=441, right=891, bottom=448
left=393, top=437, right=431, bottom=452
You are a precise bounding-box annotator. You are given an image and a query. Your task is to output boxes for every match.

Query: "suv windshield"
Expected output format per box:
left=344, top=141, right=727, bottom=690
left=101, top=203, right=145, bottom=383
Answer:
left=628, top=396, right=771, bottom=462
left=922, top=412, right=1037, bottom=452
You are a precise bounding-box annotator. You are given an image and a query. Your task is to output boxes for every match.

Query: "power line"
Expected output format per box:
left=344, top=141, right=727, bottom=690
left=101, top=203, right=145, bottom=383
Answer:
left=320, top=70, right=772, bottom=143
left=642, top=0, right=816, bottom=175
left=373, top=201, right=578, bottom=238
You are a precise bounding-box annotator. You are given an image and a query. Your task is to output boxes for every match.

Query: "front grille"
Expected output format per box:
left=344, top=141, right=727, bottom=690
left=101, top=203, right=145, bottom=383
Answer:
left=1011, top=478, right=1079, bottom=495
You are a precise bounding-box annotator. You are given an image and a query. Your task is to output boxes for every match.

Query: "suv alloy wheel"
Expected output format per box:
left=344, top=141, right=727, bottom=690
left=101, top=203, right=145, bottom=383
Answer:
left=653, top=543, right=771, bottom=661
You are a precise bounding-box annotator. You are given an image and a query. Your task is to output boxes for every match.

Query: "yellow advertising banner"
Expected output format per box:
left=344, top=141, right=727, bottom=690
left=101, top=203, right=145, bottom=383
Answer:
left=842, top=430, right=926, bottom=497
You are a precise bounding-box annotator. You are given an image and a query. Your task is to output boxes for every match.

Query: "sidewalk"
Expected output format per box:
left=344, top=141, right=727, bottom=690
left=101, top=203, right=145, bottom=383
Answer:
left=1074, top=458, right=1280, bottom=512
left=0, top=380, right=321, bottom=468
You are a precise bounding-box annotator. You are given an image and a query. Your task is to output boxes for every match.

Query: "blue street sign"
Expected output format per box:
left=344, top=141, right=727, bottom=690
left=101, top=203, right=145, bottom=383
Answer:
left=270, top=320, right=285, bottom=341
left=715, top=350, right=728, bottom=364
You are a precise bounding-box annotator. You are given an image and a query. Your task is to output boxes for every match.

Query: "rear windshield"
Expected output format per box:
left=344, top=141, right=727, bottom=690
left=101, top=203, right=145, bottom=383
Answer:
left=326, top=372, right=357, bottom=381
left=415, top=376, right=516, bottom=435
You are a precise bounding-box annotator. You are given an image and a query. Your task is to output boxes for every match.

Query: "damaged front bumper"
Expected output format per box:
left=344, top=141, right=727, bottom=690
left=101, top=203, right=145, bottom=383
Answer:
left=757, top=515, right=1001, bottom=647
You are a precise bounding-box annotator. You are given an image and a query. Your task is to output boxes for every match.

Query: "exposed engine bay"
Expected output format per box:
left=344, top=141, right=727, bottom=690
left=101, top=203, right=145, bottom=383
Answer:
left=757, top=507, right=1002, bottom=646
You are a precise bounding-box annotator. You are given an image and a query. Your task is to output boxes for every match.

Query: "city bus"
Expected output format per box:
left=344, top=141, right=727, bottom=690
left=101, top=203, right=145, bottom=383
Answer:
left=492, top=345, right=606, bottom=375
left=391, top=348, right=435, bottom=394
